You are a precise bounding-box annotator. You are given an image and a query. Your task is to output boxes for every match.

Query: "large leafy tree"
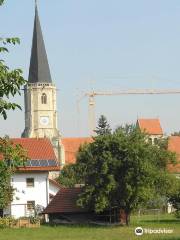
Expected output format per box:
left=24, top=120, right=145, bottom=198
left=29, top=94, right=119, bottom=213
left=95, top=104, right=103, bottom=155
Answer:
left=78, top=125, right=176, bottom=225
left=61, top=123, right=176, bottom=225
left=0, top=0, right=27, bottom=209
left=58, top=164, right=83, bottom=188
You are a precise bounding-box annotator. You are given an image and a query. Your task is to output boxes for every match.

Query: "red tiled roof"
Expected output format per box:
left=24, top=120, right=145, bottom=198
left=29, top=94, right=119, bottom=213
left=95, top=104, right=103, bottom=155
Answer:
left=43, top=188, right=86, bottom=214
left=168, top=136, right=180, bottom=173
left=137, top=119, right=163, bottom=135
left=0, top=138, right=59, bottom=172
left=62, top=138, right=93, bottom=164
left=11, top=138, right=56, bottom=160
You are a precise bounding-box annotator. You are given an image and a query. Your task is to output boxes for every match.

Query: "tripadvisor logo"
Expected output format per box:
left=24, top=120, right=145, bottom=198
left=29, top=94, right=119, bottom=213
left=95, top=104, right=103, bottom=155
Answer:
left=135, top=227, right=173, bottom=236
left=135, top=227, right=144, bottom=236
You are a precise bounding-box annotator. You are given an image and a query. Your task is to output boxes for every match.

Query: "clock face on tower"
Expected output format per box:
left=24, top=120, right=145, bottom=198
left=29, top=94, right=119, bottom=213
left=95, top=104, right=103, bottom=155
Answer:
left=40, top=116, right=49, bottom=126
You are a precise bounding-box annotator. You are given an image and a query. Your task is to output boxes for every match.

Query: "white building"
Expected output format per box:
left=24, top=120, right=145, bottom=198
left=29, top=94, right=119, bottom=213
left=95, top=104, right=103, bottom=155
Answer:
left=4, top=138, right=60, bottom=218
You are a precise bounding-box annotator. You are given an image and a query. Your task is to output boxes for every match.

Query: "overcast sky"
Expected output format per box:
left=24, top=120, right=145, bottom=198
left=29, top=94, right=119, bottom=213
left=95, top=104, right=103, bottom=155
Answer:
left=1, top=0, right=180, bottom=137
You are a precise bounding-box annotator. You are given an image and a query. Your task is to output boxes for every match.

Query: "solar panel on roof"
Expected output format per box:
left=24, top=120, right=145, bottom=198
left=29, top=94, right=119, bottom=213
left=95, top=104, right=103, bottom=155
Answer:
left=40, top=160, right=48, bottom=167
left=31, top=160, right=41, bottom=166
left=26, top=159, right=58, bottom=167
left=26, top=160, right=40, bottom=167
left=47, top=160, right=58, bottom=166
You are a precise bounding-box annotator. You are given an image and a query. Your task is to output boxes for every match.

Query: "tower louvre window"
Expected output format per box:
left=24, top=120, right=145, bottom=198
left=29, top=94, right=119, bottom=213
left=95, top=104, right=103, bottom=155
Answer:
left=41, top=93, right=47, bottom=104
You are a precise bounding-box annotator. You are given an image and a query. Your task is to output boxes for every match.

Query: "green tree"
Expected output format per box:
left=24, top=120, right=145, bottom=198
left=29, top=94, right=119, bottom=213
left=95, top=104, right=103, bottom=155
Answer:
left=0, top=137, right=27, bottom=208
left=58, top=164, right=83, bottom=187
left=0, top=161, right=12, bottom=209
left=94, top=115, right=111, bottom=136
left=168, top=180, right=180, bottom=218
left=74, top=124, right=176, bottom=225
left=143, top=173, right=179, bottom=210
left=0, top=0, right=27, bottom=209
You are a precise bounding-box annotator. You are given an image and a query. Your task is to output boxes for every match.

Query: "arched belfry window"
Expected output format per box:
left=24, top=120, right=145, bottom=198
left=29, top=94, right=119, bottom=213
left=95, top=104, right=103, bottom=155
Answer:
left=41, top=93, right=47, bottom=104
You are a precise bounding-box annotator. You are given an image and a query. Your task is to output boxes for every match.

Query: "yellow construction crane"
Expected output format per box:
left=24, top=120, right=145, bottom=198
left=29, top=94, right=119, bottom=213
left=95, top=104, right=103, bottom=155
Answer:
left=78, top=89, right=180, bottom=136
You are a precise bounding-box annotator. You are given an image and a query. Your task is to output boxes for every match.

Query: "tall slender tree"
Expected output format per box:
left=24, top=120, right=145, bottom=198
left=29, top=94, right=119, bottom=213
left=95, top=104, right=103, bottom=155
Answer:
left=94, top=115, right=111, bottom=136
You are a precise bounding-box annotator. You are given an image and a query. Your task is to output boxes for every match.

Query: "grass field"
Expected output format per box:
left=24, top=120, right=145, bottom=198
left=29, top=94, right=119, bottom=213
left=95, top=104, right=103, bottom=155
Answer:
left=0, top=214, right=180, bottom=240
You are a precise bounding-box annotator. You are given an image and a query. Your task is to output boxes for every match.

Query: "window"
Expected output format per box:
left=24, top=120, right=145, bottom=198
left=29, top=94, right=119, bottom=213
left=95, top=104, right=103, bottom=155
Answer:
left=148, top=138, right=152, bottom=144
left=41, top=93, right=47, bottom=104
left=26, top=178, right=34, bottom=187
left=27, top=201, right=35, bottom=211
left=154, top=138, right=158, bottom=145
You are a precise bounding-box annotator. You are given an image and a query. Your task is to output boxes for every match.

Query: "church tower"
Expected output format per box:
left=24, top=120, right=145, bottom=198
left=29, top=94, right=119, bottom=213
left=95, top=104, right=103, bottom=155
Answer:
left=22, top=3, right=60, bottom=140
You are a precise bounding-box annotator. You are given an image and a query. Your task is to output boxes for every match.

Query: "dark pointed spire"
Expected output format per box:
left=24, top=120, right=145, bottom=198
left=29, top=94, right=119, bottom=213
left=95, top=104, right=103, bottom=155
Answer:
left=28, top=2, right=52, bottom=83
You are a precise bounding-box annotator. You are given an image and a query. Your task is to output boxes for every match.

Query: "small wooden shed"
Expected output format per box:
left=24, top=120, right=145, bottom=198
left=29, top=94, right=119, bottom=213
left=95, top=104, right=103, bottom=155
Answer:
left=43, top=188, right=92, bottom=223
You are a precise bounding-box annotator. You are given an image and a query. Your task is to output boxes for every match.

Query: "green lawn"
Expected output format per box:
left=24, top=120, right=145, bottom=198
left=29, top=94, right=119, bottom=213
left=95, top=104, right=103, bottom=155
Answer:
left=0, top=214, right=180, bottom=240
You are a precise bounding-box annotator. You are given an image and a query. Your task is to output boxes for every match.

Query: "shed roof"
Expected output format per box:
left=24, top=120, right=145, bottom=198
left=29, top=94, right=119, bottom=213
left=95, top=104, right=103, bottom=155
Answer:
left=43, top=188, right=86, bottom=214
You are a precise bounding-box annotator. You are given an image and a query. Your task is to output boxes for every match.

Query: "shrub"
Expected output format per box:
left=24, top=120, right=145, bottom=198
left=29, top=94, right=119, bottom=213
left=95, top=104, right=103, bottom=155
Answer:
left=174, top=210, right=180, bottom=219
left=29, top=216, right=40, bottom=224
left=0, top=217, right=17, bottom=228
